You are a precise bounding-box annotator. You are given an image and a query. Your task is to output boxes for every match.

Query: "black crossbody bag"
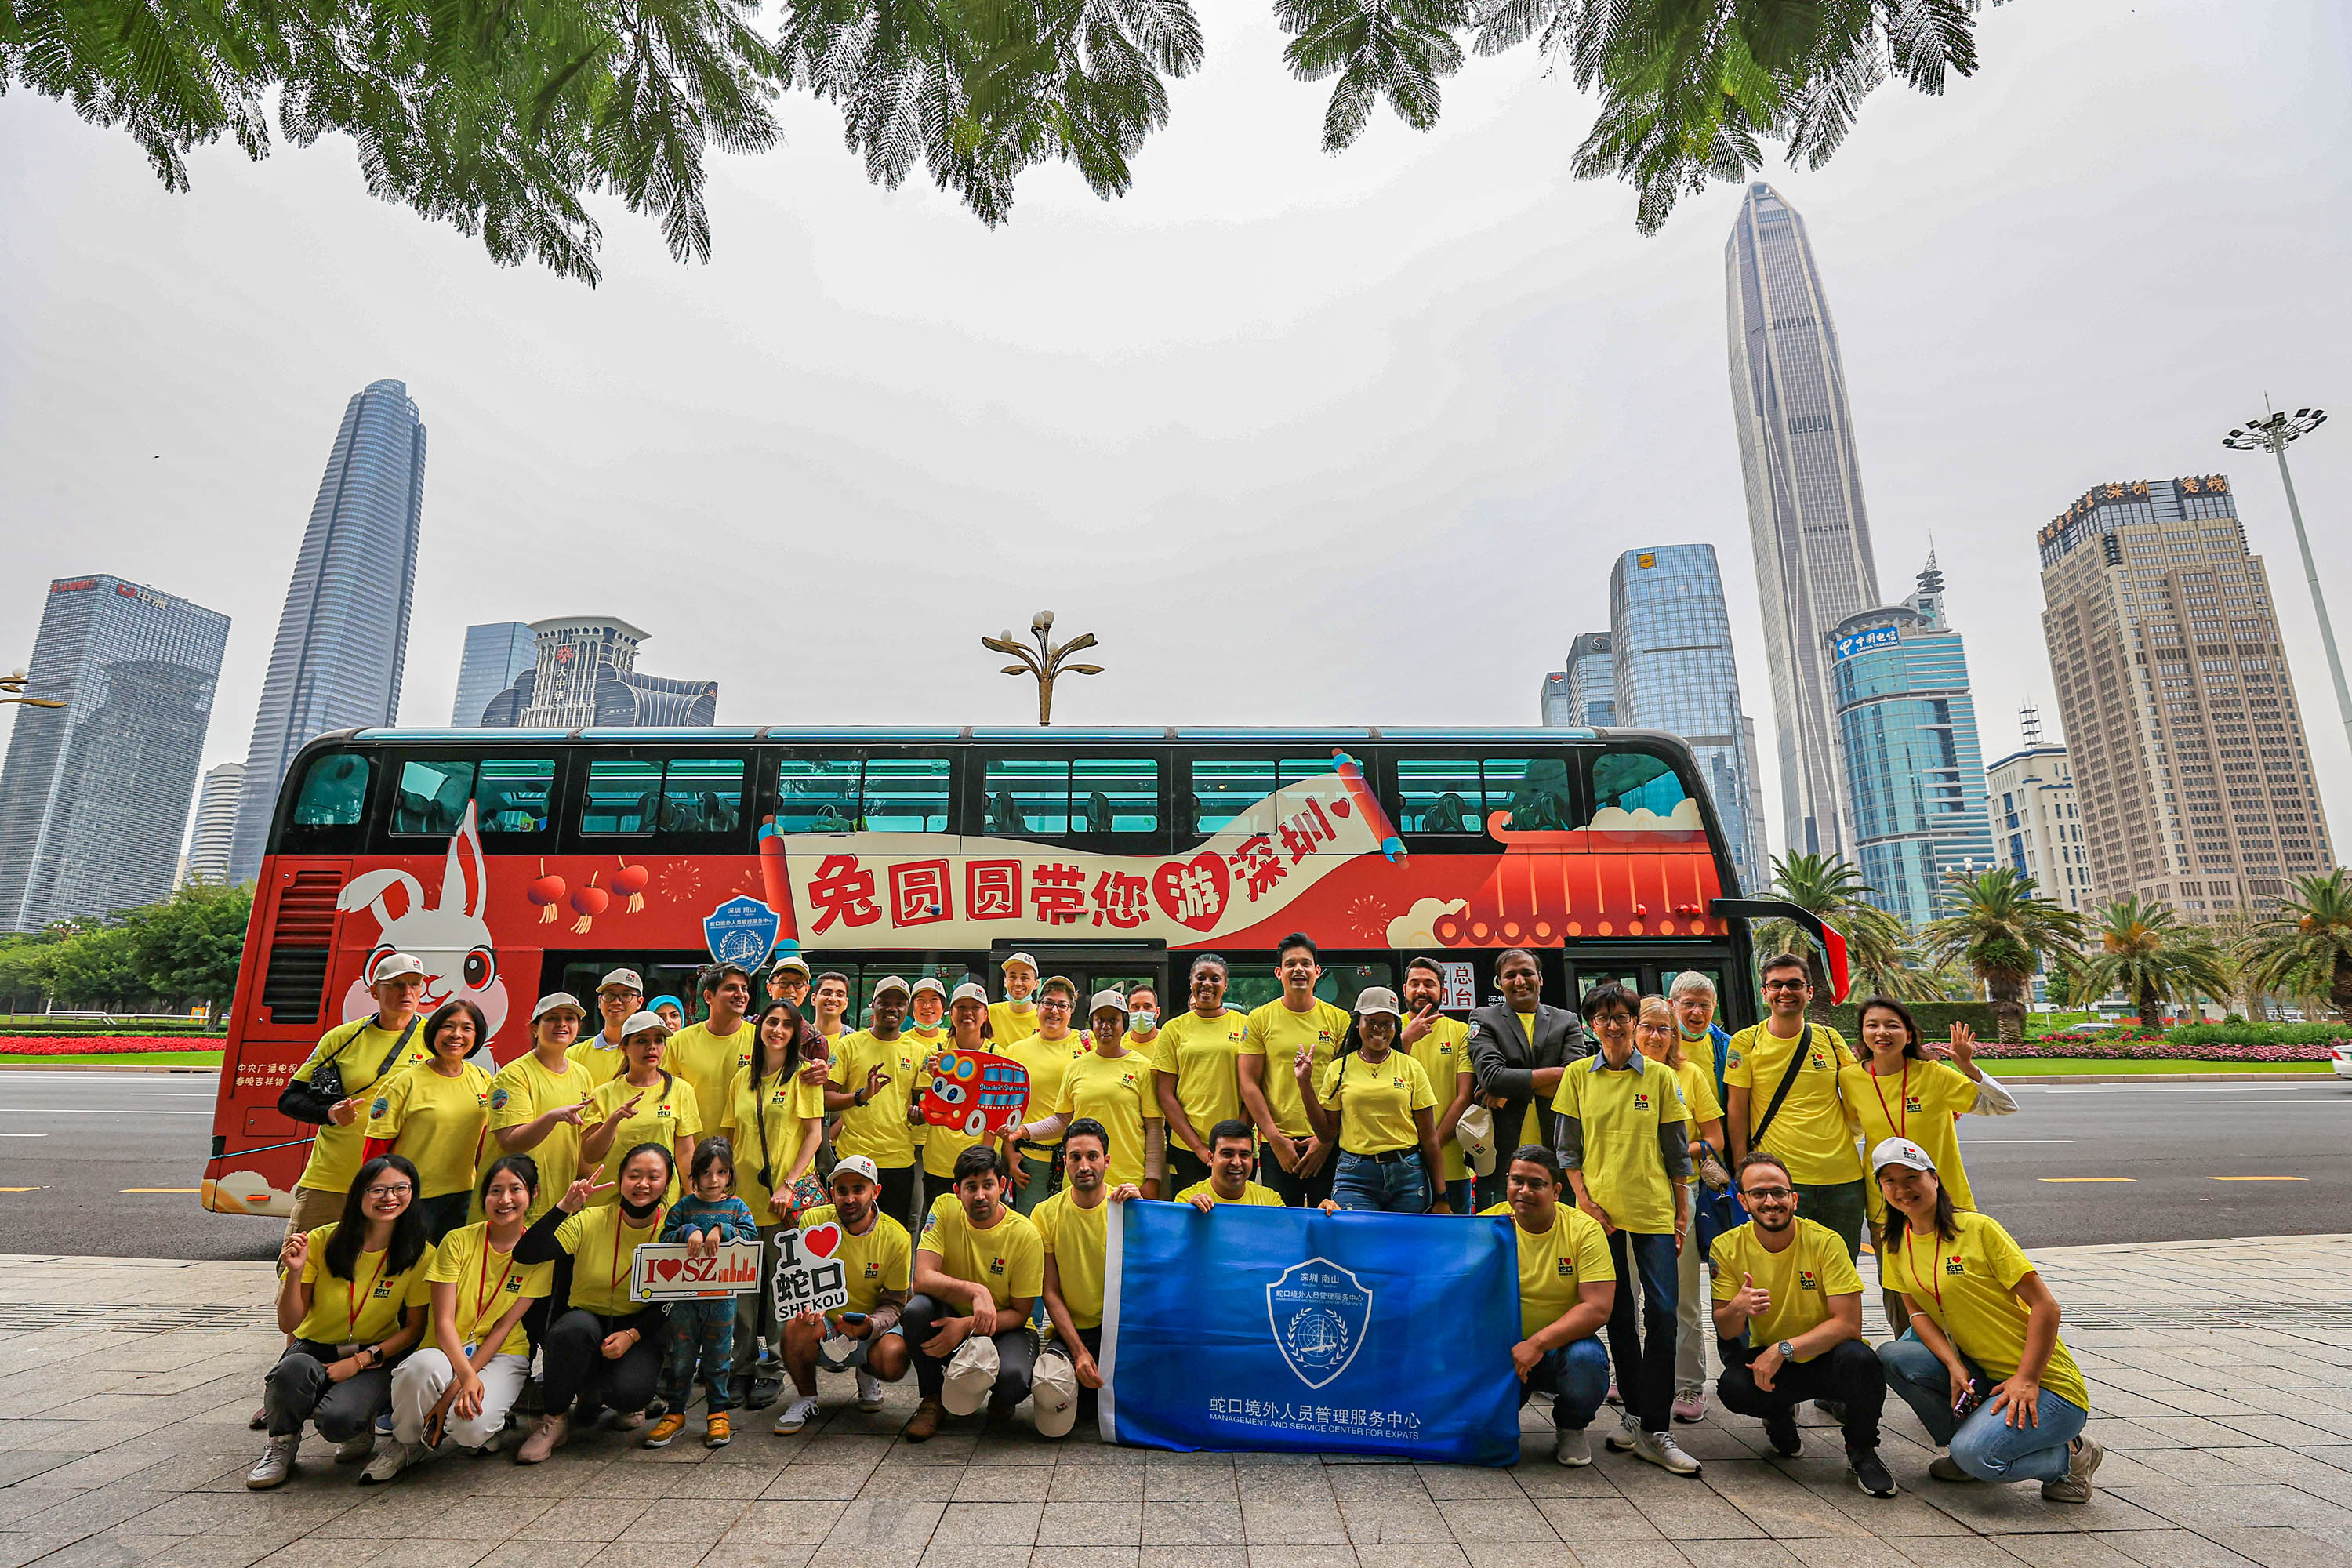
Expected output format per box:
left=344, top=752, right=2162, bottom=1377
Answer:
left=1748, top=1023, right=1813, bottom=1153
left=279, top=1015, right=422, bottom=1124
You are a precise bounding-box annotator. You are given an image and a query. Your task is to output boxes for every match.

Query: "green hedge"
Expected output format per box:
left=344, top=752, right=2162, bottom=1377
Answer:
left=1813, top=1001, right=1998, bottom=1041
left=0, top=1021, right=225, bottom=1037
left=2169, top=1020, right=2346, bottom=1045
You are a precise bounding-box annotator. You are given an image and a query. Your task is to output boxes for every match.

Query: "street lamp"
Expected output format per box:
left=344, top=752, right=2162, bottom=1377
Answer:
left=1, top=670, right=63, bottom=710
left=982, top=611, right=1102, bottom=727
left=2223, top=403, right=2349, bottom=757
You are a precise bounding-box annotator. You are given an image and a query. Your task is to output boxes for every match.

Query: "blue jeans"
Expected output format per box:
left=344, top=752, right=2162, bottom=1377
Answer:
left=1878, top=1334, right=2087, bottom=1483
left=660, top=1299, right=737, bottom=1413
left=1605, top=1229, right=1679, bottom=1433
left=1330, top=1151, right=1428, bottom=1213
left=1521, top=1336, right=1610, bottom=1430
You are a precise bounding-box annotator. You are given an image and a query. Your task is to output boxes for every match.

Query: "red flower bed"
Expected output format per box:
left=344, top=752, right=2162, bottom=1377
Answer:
left=0, top=1036, right=224, bottom=1054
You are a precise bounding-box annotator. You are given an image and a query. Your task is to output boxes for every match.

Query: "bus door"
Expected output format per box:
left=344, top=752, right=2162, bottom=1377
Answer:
left=1562, top=948, right=1741, bottom=1022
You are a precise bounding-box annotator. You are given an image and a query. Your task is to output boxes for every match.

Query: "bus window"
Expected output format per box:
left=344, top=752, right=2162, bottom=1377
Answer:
left=290, top=752, right=371, bottom=828
left=1189, top=759, right=1272, bottom=835
left=1396, top=757, right=1483, bottom=834
left=1073, top=758, right=1158, bottom=834
left=1488, top=757, right=1575, bottom=832
left=476, top=757, right=555, bottom=837
left=865, top=757, right=949, bottom=833
left=985, top=757, right=1068, bottom=836
left=1223, top=962, right=1392, bottom=1014
left=659, top=758, right=744, bottom=835
left=581, top=759, right=661, bottom=835
left=392, top=760, right=475, bottom=837
left=1589, top=750, right=1693, bottom=826
left=777, top=758, right=859, bottom=833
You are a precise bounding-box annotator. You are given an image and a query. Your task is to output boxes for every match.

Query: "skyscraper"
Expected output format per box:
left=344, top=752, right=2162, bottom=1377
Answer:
left=452, top=622, right=536, bottom=725
left=2038, top=475, right=2332, bottom=914
left=481, top=618, right=717, bottom=727
left=183, top=761, right=245, bottom=885
left=1726, top=183, right=1882, bottom=860
left=1564, top=633, right=1617, bottom=727
left=0, top=576, right=230, bottom=931
left=1829, top=554, right=1994, bottom=927
left=1987, top=737, right=2089, bottom=914
left=1537, top=671, right=1575, bottom=727
left=228, top=379, right=426, bottom=883
left=1609, top=545, right=1772, bottom=892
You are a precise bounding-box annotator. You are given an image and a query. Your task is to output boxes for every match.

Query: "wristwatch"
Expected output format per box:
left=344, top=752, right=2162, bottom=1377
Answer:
left=1776, top=1341, right=1796, bottom=1360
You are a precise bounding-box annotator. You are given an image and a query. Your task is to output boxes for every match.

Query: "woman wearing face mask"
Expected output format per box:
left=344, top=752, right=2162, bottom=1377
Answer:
left=1006, top=991, right=1164, bottom=1197
left=370, top=1155, right=552, bottom=1482
left=1294, top=988, right=1443, bottom=1214
left=578, top=1012, right=699, bottom=1207
left=249, top=1156, right=432, bottom=1488
left=510, top=1145, right=677, bottom=1462
left=362, top=1000, right=492, bottom=1241
left=914, top=985, right=993, bottom=1199
left=1151, top=955, right=1248, bottom=1199
left=996, top=976, right=1080, bottom=1215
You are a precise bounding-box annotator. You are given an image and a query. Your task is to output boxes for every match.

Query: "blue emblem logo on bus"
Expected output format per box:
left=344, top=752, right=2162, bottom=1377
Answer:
left=1267, top=1257, right=1370, bottom=1390
left=702, top=895, right=780, bottom=968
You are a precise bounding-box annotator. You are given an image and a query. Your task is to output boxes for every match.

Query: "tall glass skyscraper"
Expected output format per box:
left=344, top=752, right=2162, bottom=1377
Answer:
left=1609, top=545, right=1771, bottom=892
left=183, top=761, right=245, bottom=886
left=0, top=575, right=230, bottom=931
left=1830, top=556, right=1994, bottom=927
left=228, top=380, right=426, bottom=883
left=1726, top=183, right=1882, bottom=861
left=452, top=622, right=536, bottom=725
left=1564, top=633, right=1617, bottom=726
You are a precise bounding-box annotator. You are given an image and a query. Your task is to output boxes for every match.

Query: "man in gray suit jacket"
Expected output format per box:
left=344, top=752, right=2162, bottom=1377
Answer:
left=1467, top=949, right=1592, bottom=1208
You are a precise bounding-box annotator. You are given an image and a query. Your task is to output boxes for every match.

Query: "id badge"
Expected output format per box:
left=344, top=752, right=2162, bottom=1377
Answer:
left=461, top=1341, right=480, bottom=1360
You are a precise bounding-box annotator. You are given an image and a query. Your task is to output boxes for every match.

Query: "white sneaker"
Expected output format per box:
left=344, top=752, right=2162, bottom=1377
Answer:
left=357, top=1436, right=405, bottom=1486
left=773, top=1395, right=822, bottom=1435
left=245, top=1434, right=297, bottom=1489
left=855, top=1370, right=884, bottom=1412
left=1605, top=1412, right=1642, bottom=1452
left=1555, top=1427, right=1592, bottom=1467
left=1634, top=1427, right=1704, bottom=1476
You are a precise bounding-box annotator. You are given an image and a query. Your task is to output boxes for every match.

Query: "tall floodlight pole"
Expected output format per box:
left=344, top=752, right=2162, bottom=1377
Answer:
left=2223, top=404, right=2350, bottom=758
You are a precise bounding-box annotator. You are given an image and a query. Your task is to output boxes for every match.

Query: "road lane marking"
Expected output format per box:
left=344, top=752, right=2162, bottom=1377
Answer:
left=0, top=1185, right=40, bottom=1191
left=2177, top=1101, right=2344, bottom=1106
left=1958, top=1139, right=2078, bottom=1144
left=130, top=1092, right=212, bottom=1098
left=2207, top=1176, right=2307, bottom=1181
left=2039, top=1177, right=2135, bottom=1183
left=121, top=1187, right=201, bottom=1193
left=0, top=1132, right=48, bottom=1137
left=0, top=1108, right=210, bottom=1115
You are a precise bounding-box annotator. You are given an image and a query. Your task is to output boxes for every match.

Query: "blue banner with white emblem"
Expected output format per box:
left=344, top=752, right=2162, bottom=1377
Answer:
left=701, top=895, right=780, bottom=968
left=1099, top=1201, right=1523, bottom=1463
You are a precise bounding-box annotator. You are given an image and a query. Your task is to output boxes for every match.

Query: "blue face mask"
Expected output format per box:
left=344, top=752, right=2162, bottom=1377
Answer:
left=1130, top=1011, right=1158, bottom=1032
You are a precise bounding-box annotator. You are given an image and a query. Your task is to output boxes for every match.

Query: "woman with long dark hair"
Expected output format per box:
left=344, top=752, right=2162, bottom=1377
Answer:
left=248, top=1155, right=433, bottom=1488
left=719, top=999, right=826, bottom=1406
left=579, top=1012, right=699, bottom=1206
left=1839, top=998, right=2017, bottom=1221
left=363, top=999, right=492, bottom=1240
left=1872, top=1138, right=2101, bottom=1502
left=1293, top=987, right=1443, bottom=1214
left=510, top=1143, right=677, bottom=1463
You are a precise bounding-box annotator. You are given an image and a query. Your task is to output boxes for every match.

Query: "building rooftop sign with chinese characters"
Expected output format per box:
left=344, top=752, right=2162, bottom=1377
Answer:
left=1832, top=623, right=1900, bottom=662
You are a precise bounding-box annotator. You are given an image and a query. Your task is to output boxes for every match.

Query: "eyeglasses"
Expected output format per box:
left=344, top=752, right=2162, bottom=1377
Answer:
left=363, top=1183, right=414, bottom=1199
left=1741, top=1185, right=1794, bottom=1201
left=1762, top=978, right=1808, bottom=991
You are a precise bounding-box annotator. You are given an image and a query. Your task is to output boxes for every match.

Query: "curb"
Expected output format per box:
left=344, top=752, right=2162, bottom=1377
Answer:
left=1998, top=1069, right=2342, bottom=1085
left=0, top=1061, right=223, bottom=1073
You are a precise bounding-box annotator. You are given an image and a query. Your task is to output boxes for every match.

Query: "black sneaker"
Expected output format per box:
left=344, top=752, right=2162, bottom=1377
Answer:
left=1849, top=1446, right=1896, bottom=1497
left=747, top=1374, right=783, bottom=1412
left=1764, top=1412, right=1802, bottom=1457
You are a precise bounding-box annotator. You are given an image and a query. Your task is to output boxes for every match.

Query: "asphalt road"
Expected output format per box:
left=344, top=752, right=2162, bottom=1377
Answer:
left=0, top=1069, right=2347, bottom=1260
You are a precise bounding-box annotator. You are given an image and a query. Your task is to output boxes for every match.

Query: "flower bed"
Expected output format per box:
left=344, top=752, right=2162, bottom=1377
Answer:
left=0, top=1036, right=225, bottom=1055
left=1976, top=1034, right=2337, bottom=1062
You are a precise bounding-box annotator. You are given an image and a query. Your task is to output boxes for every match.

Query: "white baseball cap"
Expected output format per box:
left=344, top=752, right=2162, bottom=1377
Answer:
left=1087, top=989, right=1129, bottom=1016
left=532, top=992, right=586, bottom=1022
left=1000, top=952, right=1039, bottom=973
left=940, top=1333, right=1000, bottom=1417
left=1871, top=1136, right=1938, bottom=1174
left=1030, top=1349, right=1080, bottom=1438
left=950, top=982, right=990, bottom=1007
left=1353, top=986, right=1404, bottom=1022
left=621, top=1009, right=673, bottom=1039
left=871, top=975, right=912, bottom=1000
left=598, top=967, right=645, bottom=993
left=771, top=954, right=811, bottom=978
left=832, top=1155, right=882, bottom=1186
left=912, top=977, right=948, bottom=1000
left=369, top=953, right=426, bottom=985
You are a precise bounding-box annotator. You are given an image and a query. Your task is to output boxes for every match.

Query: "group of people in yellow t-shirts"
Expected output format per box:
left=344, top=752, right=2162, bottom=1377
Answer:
left=247, top=940, right=2101, bottom=1510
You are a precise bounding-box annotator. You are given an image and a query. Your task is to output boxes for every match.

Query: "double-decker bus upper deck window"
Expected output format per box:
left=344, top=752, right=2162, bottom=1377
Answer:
left=1185, top=758, right=1330, bottom=839
left=1396, top=757, right=1483, bottom=833
left=985, top=757, right=1069, bottom=836
left=659, top=758, right=744, bottom=834
left=1073, top=758, right=1158, bottom=833
left=777, top=758, right=859, bottom=833
left=290, top=752, right=371, bottom=828
left=1487, top=757, right=1575, bottom=831
left=980, top=756, right=1156, bottom=840
left=863, top=757, right=949, bottom=833
left=581, top=759, right=662, bottom=835
left=392, top=757, right=557, bottom=838
left=1590, top=750, right=1693, bottom=826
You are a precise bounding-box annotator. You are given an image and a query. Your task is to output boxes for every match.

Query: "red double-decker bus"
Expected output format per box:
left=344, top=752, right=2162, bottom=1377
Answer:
left=203, top=724, right=1841, bottom=1216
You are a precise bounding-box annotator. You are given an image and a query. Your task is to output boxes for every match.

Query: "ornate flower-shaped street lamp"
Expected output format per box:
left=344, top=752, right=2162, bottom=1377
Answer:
left=982, top=612, right=1102, bottom=727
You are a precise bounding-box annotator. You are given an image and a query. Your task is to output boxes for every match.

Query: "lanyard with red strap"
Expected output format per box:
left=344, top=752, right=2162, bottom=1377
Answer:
left=609, top=1204, right=666, bottom=1299
left=1902, top=1225, right=1946, bottom=1319
left=346, top=1250, right=388, bottom=1340
left=470, top=1235, right=519, bottom=1338
left=1868, top=1059, right=1911, bottom=1142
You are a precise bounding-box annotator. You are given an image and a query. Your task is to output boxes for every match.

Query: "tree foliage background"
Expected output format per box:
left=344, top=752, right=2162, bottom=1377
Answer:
left=2, top=0, right=2002, bottom=281
left=0, top=882, right=252, bottom=1015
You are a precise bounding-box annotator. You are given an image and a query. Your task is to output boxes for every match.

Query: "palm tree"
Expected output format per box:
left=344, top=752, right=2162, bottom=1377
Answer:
left=1918, top=869, right=2087, bottom=1043
left=1752, top=853, right=1925, bottom=1014
left=2241, top=869, right=2352, bottom=1023
left=2071, top=896, right=2234, bottom=1029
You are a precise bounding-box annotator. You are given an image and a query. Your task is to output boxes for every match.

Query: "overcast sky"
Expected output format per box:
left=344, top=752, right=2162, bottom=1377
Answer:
left=4, top=0, right=2350, bottom=865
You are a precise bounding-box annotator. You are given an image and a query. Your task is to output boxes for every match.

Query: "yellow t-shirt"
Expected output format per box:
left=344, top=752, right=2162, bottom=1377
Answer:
left=290, top=1017, right=432, bottom=1194
left=1515, top=1012, right=1537, bottom=1049
left=1033, top=1189, right=1111, bottom=1331
left=412, top=1223, right=551, bottom=1357
left=1724, top=1022, right=1860, bottom=1185
left=664, top=1022, right=758, bottom=1139
left=583, top=1073, right=699, bottom=1204
left=1838, top=1058, right=1982, bottom=1214
left=1550, top=1054, right=1690, bottom=1234
left=1175, top=1178, right=1283, bottom=1207
left=724, top=1062, right=828, bottom=1222
left=1004, top=1033, right=1077, bottom=1149
left=1407, top=1017, right=1475, bottom=1181
left=917, top=1193, right=1044, bottom=1308
left=828, top=1030, right=926, bottom=1168
left=1669, top=1057, right=1725, bottom=1130
left=1481, top=1201, right=1614, bottom=1341
left=365, top=1061, right=492, bottom=1199
left=1054, top=1047, right=1157, bottom=1187
left=553, top=1203, right=668, bottom=1317
left=910, top=1033, right=978, bottom=1180
left=1241, top=998, right=1352, bottom=1138
left=1709, top=1218, right=1863, bottom=1360
left=797, top=1204, right=912, bottom=1325
left=988, top=1000, right=1041, bottom=1048
left=487, top=1051, right=597, bottom=1222
left=293, top=1221, right=429, bottom=1345
left=565, top=1033, right=631, bottom=1087
left=1317, top=1051, right=1437, bottom=1156
left=1878, top=1210, right=2088, bottom=1410
left=1150, top=1009, right=1250, bottom=1138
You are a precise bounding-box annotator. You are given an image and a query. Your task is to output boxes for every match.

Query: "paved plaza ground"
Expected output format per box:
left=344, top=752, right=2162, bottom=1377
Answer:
left=4, top=1235, right=2350, bottom=1568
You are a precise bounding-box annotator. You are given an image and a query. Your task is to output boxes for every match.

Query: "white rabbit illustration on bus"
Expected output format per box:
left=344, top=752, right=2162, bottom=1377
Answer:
left=334, top=800, right=513, bottom=1041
